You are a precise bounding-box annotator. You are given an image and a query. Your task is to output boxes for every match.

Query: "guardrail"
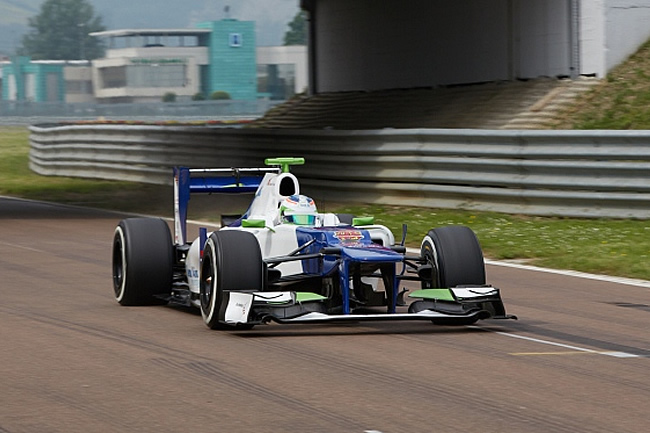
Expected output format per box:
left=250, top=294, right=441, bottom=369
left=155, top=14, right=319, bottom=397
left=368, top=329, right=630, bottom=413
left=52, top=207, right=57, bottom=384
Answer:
left=29, top=124, right=650, bottom=218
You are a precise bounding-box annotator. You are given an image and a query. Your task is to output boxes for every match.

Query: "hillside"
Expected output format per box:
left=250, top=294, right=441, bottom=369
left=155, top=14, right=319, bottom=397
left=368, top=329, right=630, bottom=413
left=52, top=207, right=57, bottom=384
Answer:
left=551, top=39, right=650, bottom=129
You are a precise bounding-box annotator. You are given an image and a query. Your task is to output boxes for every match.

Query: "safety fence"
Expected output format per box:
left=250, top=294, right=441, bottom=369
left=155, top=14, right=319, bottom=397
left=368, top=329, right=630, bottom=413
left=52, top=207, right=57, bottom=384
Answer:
left=29, top=124, right=650, bottom=218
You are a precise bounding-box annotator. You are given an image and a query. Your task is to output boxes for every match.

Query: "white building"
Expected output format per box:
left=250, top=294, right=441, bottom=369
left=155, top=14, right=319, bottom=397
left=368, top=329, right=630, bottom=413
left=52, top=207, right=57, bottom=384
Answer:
left=90, top=29, right=211, bottom=103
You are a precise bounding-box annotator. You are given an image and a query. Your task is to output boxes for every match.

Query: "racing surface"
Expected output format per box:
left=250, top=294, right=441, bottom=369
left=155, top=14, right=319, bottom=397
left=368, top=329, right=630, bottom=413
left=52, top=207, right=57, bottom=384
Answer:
left=1, top=197, right=648, bottom=433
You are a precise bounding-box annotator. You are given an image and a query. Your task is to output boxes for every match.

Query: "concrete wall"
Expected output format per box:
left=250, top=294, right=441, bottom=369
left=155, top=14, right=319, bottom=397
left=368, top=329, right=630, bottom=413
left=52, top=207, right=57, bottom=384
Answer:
left=313, top=0, right=573, bottom=92
left=578, top=0, right=650, bottom=77
left=310, top=0, right=650, bottom=92
left=580, top=0, right=607, bottom=77
left=514, top=0, right=571, bottom=78
left=603, top=0, right=650, bottom=72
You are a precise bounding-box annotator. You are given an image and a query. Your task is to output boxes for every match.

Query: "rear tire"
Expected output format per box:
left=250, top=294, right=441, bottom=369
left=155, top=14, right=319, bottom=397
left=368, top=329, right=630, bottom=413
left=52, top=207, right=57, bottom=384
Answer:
left=200, top=230, right=263, bottom=330
left=420, top=225, right=485, bottom=288
left=112, top=218, right=173, bottom=306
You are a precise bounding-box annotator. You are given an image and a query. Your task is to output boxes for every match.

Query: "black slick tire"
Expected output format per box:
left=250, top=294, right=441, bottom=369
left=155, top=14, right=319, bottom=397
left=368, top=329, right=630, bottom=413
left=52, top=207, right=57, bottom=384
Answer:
left=112, top=218, right=173, bottom=306
left=420, top=225, right=485, bottom=288
left=200, top=230, right=263, bottom=330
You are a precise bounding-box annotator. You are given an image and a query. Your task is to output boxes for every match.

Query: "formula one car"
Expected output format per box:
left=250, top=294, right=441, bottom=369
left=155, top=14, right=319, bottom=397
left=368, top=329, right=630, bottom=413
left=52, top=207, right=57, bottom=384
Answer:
left=112, top=157, right=515, bottom=330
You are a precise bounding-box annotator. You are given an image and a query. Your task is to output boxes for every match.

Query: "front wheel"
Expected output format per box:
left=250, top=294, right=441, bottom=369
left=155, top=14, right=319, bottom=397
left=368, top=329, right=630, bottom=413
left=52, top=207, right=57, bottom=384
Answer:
left=200, top=230, right=263, bottom=330
left=420, top=225, right=485, bottom=289
left=112, top=218, right=173, bottom=306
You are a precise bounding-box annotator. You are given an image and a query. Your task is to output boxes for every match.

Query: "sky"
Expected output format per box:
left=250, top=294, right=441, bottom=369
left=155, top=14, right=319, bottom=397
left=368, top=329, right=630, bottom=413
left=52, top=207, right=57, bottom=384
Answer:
left=92, top=0, right=302, bottom=46
left=0, top=0, right=302, bottom=54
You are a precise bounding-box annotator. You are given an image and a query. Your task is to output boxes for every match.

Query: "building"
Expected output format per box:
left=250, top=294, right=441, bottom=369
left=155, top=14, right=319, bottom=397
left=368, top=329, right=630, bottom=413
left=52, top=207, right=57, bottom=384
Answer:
left=257, top=45, right=308, bottom=99
left=2, top=57, right=65, bottom=102
left=64, top=64, right=94, bottom=103
left=196, top=20, right=258, bottom=100
left=90, top=19, right=257, bottom=103
left=1, top=57, right=94, bottom=104
left=1, top=19, right=307, bottom=104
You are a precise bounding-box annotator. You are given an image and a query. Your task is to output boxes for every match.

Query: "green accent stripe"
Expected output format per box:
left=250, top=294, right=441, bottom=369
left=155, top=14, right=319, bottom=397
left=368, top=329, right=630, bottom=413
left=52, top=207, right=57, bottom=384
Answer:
left=296, top=292, right=327, bottom=303
left=408, top=289, right=455, bottom=302
left=242, top=219, right=265, bottom=228
left=352, top=216, right=374, bottom=226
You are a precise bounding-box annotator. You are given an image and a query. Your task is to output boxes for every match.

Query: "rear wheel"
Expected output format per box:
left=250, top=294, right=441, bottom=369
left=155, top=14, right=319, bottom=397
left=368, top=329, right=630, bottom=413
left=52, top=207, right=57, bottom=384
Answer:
left=420, top=225, right=485, bottom=289
left=200, top=230, right=263, bottom=330
left=112, top=218, right=173, bottom=306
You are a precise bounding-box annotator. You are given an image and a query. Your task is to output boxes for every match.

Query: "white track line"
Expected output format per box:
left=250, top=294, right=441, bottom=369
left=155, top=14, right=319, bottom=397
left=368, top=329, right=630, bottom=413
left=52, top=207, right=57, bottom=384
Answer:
left=404, top=247, right=650, bottom=289
left=490, top=331, right=641, bottom=358
left=484, top=258, right=650, bottom=289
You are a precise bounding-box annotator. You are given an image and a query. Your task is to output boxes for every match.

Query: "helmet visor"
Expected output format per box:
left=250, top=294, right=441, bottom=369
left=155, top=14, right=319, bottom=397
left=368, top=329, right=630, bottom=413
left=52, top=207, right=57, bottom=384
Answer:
left=283, top=214, right=316, bottom=225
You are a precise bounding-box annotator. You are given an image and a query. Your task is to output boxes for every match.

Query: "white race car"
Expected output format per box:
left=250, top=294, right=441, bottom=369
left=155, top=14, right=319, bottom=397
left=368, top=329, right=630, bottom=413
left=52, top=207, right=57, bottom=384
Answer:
left=112, top=157, right=515, bottom=330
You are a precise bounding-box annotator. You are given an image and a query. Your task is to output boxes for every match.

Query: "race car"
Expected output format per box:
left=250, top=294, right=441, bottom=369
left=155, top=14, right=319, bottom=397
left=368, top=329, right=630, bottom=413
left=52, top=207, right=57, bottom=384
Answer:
left=112, top=157, right=515, bottom=330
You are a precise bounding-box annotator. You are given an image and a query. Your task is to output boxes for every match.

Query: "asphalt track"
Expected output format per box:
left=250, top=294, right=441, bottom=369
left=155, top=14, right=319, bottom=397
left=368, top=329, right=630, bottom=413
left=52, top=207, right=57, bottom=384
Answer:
left=1, top=197, right=648, bottom=433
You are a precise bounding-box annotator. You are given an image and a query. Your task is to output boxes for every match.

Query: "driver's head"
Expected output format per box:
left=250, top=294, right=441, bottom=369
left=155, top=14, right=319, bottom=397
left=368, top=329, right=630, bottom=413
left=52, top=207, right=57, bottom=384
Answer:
left=280, top=195, right=317, bottom=225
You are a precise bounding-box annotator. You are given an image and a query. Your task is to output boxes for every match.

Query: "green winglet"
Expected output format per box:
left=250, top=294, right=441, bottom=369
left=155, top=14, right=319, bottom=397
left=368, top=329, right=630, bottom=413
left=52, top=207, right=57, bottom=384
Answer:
left=242, top=219, right=266, bottom=228
left=265, top=157, right=305, bottom=173
left=295, top=292, right=327, bottom=303
left=352, top=216, right=375, bottom=226
left=408, top=289, right=456, bottom=302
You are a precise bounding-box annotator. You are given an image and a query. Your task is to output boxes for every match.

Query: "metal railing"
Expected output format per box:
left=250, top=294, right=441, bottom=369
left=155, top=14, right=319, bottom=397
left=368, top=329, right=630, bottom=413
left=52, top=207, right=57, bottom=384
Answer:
left=1, top=100, right=280, bottom=125
left=29, top=125, right=650, bottom=218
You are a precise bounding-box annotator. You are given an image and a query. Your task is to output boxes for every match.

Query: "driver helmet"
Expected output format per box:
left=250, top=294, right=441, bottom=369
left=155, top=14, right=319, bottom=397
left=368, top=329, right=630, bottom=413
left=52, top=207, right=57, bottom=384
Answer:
left=280, top=195, right=318, bottom=225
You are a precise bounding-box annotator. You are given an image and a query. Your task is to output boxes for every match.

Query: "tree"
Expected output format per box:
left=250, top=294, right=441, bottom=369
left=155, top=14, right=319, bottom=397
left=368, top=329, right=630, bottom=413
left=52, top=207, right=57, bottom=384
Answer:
left=18, top=0, right=106, bottom=60
left=162, top=92, right=177, bottom=103
left=210, top=91, right=231, bottom=100
left=283, top=11, right=307, bottom=46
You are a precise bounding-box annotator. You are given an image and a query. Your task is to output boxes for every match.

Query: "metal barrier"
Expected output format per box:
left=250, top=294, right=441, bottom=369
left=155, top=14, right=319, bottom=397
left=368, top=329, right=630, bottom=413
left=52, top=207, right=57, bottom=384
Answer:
left=29, top=124, right=650, bottom=218
left=1, top=100, right=280, bottom=126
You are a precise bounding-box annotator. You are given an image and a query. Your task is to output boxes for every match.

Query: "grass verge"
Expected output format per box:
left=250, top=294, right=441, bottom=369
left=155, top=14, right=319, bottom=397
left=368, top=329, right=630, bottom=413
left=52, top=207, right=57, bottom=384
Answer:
left=552, top=39, right=650, bottom=129
left=2, top=126, right=649, bottom=281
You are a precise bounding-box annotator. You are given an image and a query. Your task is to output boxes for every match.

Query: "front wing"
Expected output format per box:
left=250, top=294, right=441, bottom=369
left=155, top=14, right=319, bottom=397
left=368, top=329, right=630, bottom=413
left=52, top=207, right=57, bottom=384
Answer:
left=218, top=290, right=516, bottom=327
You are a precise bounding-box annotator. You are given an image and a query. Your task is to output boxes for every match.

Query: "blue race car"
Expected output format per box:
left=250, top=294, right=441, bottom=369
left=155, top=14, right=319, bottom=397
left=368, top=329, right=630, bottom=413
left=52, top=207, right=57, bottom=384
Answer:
left=112, top=157, right=515, bottom=330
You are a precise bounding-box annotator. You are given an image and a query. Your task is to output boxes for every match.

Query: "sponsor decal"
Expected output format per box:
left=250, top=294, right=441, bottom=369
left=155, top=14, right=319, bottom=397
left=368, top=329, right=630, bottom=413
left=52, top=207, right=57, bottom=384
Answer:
left=334, top=230, right=363, bottom=242
left=235, top=302, right=247, bottom=317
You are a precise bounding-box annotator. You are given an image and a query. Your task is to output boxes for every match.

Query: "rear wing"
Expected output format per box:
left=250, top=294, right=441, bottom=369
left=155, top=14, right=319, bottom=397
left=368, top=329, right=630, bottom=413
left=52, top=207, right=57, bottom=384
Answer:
left=173, top=166, right=279, bottom=244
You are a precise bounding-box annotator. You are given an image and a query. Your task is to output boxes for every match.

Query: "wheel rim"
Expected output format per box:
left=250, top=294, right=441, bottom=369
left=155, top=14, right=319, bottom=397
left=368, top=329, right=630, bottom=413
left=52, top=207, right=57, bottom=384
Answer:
left=112, top=228, right=126, bottom=299
left=421, top=236, right=439, bottom=289
left=200, top=241, right=218, bottom=323
left=200, top=254, right=213, bottom=312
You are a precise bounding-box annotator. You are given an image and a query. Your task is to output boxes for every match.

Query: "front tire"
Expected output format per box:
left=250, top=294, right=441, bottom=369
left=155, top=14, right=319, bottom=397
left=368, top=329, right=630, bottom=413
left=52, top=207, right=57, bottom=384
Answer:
left=420, top=225, right=485, bottom=289
left=200, top=230, right=263, bottom=330
left=112, top=218, right=173, bottom=306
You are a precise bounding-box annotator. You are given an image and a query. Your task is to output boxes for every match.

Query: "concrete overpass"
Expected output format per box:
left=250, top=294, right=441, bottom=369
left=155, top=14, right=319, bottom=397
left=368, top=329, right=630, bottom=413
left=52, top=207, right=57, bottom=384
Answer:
left=301, top=0, right=650, bottom=93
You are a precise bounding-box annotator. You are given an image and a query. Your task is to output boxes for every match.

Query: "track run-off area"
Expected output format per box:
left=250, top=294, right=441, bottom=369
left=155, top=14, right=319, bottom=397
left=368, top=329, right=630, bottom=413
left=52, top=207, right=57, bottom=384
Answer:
left=1, top=197, right=648, bottom=433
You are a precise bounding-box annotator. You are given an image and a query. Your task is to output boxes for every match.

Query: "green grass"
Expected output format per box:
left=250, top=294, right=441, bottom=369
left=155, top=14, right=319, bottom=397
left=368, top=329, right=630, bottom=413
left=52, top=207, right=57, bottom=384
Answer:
left=0, top=126, right=174, bottom=215
left=553, top=39, right=650, bottom=129
left=334, top=205, right=650, bottom=280
left=3, top=125, right=650, bottom=281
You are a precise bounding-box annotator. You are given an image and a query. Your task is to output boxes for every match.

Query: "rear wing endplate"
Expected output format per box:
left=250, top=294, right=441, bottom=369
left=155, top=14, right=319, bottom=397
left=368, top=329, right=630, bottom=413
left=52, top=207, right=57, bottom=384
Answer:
left=173, top=166, right=279, bottom=244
